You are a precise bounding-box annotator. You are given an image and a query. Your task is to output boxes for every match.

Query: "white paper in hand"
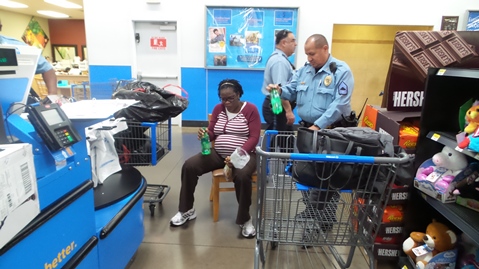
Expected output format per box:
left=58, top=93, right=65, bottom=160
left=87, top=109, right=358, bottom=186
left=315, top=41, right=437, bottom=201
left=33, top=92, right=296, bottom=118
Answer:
left=230, top=147, right=250, bottom=169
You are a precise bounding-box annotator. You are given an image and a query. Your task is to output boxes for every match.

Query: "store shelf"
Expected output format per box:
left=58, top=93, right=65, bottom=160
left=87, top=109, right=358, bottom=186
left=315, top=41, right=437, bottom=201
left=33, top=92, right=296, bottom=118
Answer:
left=416, top=189, right=479, bottom=245
left=398, top=256, right=415, bottom=269
left=422, top=131, right=479, bottom=246
left=426, top=131, right=479, bottom=160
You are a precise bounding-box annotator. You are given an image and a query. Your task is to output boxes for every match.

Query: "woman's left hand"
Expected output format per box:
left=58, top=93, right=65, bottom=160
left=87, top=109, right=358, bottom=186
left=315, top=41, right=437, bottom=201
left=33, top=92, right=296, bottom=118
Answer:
left=224, top=156, right=233, bottom=168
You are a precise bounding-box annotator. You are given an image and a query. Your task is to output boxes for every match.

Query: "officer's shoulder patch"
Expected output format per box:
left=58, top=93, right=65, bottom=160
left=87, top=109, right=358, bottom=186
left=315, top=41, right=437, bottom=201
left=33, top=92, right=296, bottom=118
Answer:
left=338, top=82, right=348, bottom=95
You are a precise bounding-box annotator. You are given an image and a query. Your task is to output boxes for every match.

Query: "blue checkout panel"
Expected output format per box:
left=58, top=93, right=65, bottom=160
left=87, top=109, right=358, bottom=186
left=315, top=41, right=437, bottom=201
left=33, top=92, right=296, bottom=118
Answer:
left=0, top=113, right=146, bottom=268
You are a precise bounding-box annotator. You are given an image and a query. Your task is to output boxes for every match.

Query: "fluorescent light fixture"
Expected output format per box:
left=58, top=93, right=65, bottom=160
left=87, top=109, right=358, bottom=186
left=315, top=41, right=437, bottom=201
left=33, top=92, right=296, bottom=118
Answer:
left=44, top=0, right=82, bottom=9
left=37, top=10, right=70, bottom=18
left=0, top=1, right=28, bottom=8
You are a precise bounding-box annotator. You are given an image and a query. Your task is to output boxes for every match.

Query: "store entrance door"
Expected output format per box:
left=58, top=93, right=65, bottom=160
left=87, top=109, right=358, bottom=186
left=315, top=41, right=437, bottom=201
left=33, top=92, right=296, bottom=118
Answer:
left=133, top=21, right=181, bottom=126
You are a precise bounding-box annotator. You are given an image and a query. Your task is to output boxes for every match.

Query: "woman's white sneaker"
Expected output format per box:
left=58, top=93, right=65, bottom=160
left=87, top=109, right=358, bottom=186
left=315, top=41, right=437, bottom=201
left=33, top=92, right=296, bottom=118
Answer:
left=170, top=208, right=196, bottom=226
left=241, top=218, right=256, bottom=238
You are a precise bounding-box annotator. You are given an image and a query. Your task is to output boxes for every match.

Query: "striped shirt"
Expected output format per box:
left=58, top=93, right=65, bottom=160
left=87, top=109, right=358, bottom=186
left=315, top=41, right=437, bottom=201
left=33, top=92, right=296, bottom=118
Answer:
left=208, top=102, right=261, bottom=158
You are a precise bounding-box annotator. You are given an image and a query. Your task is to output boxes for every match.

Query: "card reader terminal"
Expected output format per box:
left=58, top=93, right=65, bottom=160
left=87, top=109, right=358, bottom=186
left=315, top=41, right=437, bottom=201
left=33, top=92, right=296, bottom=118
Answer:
left=27, top=103, right=81, bottom=151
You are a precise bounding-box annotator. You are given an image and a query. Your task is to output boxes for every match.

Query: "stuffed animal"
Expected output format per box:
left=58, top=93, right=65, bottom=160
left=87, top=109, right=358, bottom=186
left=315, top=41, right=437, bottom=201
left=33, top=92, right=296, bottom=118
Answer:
left=458, top=127, right=479, bottom=152
left=453, top=169, right=479, bottom=200
left=465, top=105, right=479, bottom=134
left=403, top=220, right=457, bottom=269
left=416, top=146, right=468, bottom=193
left=459, top=105, right=479, bottom=151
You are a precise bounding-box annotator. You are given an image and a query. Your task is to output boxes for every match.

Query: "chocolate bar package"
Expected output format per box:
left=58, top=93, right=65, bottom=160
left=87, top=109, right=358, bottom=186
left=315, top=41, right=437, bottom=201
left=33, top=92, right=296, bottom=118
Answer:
left=384, top=31, right=479, bottom=111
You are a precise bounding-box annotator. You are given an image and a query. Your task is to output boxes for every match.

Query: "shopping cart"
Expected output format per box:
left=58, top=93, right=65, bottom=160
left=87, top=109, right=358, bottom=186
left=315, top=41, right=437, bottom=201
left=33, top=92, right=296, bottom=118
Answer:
left=254, top=131, right=410, bottom=269
left=114, top=119, right=172, bottom=216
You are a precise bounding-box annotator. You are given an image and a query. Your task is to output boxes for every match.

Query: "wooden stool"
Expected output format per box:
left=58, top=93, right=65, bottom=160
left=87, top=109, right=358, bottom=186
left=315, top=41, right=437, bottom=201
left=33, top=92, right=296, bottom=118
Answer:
left=209, top=169, right=257, bottom=222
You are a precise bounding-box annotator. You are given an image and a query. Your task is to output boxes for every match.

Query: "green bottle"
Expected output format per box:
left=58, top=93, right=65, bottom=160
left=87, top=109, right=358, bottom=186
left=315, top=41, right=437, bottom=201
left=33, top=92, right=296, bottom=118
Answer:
left=201, top=128, right=211, bottom=155
left=270, top=88, right=283, bottom=114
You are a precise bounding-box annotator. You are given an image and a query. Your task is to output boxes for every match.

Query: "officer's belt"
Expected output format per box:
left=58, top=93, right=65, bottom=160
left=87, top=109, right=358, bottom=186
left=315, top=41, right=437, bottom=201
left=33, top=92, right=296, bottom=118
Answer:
left=299, top=120, right=314, bottom=128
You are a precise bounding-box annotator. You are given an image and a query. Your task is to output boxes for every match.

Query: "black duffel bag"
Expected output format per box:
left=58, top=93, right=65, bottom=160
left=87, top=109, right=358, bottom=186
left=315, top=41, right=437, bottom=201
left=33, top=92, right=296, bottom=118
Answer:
left=293, top=127, right=395, bottom=190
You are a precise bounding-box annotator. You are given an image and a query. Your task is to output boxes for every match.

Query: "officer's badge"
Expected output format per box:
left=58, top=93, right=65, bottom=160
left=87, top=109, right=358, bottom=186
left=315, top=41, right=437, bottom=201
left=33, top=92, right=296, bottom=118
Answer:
left=324, top=75, right=332, bottom=86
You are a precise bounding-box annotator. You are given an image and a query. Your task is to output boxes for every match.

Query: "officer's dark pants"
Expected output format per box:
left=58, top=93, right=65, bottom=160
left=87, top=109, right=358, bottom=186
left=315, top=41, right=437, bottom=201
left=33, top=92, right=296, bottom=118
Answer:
left=296, top=120, right=339, bottom=221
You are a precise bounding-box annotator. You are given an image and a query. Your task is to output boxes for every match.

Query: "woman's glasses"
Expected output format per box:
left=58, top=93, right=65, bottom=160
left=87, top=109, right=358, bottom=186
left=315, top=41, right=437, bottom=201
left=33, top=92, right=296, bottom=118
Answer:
left=220, top=95, right=237, bottom=103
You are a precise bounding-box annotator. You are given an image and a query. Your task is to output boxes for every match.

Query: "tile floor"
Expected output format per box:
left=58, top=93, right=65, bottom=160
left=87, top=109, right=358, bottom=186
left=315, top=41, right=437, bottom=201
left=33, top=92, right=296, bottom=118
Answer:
left=127, top=126, right=398, bottom=269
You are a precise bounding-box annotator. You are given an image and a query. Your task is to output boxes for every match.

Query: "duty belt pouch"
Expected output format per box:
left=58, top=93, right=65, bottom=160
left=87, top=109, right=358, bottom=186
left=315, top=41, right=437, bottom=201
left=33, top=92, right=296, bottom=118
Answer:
left=293, top=127, right=392, bottom=190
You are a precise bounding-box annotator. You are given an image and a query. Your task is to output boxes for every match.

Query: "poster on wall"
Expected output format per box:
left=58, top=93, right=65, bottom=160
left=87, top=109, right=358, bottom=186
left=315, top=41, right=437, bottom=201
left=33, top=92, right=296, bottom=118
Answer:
left=21, top=17, right=49, bottom=50
left=205, top=6, right=298, bottom=69
left=441, top=16, right=459, bottom=30
left=466, top=11, right=479, bottom=31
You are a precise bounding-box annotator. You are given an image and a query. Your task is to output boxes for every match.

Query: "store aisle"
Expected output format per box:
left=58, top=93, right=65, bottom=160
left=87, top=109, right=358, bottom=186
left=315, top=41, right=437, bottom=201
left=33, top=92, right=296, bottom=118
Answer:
left=128, top=126, right=397, bottom=269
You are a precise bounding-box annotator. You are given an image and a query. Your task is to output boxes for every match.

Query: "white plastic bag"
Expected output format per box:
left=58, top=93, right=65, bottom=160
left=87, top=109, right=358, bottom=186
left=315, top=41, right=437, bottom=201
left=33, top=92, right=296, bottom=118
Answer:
left=87, top=129, right=122, bottom=187
left=230, top=147, right=250, bottom=169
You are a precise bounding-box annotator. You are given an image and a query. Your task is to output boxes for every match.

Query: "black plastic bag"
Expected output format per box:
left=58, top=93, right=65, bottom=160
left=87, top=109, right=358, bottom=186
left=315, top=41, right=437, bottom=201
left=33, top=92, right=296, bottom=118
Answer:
left=113, top=81, right=189, bottom=122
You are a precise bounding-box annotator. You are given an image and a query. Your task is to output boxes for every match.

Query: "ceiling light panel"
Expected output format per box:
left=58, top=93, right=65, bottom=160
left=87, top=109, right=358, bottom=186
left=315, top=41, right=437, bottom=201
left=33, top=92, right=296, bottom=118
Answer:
left=0, top=1, right=28, bottom=8
left=44, top=0, right=82, bottom=9
left=37, top=10, right=70, bottom=18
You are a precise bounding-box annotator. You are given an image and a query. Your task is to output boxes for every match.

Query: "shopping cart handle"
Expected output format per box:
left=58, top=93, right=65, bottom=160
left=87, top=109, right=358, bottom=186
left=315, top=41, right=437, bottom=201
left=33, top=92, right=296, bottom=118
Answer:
left=289, top=153, right=375, bottom=163
left=255, top=146, right=410, bottom=164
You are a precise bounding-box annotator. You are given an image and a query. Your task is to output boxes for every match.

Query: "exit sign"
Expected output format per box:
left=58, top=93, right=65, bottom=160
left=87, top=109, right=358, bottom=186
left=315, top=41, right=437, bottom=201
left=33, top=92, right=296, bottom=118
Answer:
left=150, top=37, right=167, bottom=50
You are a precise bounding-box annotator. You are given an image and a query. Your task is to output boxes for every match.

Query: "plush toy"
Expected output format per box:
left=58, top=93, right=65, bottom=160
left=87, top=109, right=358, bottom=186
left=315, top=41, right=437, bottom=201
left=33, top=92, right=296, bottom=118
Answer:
left=416, top=146, right=468, bottom=193
left=459, top=105, right=479, bottom=151
left=403, top=220, right=457, bottom=269
left=458, top=127, right=479, bottom=152
left=453, top=169, right=479, bottom=200
left=464, top=105, right=479, bottom=135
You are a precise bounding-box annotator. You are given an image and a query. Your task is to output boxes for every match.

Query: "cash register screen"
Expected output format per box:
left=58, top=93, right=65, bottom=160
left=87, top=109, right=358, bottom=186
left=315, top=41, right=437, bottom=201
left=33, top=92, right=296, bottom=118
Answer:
left=0, top=45, right=40, bottom=115
left=41, top=109, right=64, bottom=126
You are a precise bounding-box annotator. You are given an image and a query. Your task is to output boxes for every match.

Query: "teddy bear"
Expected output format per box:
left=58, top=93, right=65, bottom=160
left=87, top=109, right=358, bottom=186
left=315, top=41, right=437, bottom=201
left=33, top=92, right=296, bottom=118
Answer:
left=416, top=146, right=468, bottom=193
left=403, top=220, right=457, bottom=269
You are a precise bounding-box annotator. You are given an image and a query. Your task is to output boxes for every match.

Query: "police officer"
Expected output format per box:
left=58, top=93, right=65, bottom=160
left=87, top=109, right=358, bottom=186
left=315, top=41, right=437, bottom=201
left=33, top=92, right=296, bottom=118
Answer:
left=267, top=33, right=354, bottom=130
left=267, top=34, right=354, bottom=235
left=261, top=29, right=297, bottom=133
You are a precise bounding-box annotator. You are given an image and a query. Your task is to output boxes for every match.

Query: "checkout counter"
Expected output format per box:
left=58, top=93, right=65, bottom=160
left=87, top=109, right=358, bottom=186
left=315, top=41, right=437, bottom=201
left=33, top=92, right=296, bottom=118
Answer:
left=0, top=44, right=145, bottom=268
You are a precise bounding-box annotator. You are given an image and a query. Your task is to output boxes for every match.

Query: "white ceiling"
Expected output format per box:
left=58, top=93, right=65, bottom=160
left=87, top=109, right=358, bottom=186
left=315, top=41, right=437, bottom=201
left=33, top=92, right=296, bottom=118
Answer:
left=0, top=0, right=84, bottom=20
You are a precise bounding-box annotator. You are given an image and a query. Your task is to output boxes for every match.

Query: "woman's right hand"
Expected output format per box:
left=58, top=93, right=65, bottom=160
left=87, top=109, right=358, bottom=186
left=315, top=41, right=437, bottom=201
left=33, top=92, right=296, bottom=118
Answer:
left=198, top=128, right=206, bottom=140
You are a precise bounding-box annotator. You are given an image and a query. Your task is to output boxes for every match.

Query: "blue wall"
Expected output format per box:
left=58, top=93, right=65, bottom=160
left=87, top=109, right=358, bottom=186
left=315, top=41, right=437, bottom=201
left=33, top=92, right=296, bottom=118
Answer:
left=182, top=68, right=265, bottom=122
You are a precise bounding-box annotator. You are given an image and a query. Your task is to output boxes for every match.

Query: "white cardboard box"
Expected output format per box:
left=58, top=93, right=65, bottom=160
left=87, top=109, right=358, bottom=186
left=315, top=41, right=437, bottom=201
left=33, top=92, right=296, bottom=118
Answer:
left=0, top=143, right=39, bottom=250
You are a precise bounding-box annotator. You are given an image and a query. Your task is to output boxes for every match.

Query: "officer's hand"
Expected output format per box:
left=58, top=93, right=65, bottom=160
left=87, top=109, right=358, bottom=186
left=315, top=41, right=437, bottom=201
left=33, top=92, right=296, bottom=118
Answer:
left=198, top=128, right=206, bottom=140
left=266, top=84, right=282, bottom=95
left=309, top=125, right=320, bottom=130
left=286, top=111, right=295, bottom=125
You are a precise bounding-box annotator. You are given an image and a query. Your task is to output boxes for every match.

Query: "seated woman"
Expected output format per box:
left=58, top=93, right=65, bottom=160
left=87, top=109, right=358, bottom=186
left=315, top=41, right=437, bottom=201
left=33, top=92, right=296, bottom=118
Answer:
left=170, top=79, right=261, bottom=238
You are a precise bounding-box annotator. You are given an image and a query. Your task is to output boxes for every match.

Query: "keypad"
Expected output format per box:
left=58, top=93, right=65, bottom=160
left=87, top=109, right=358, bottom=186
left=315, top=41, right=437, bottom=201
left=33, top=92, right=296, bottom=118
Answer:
left=55, top=128, right=74, bottom=145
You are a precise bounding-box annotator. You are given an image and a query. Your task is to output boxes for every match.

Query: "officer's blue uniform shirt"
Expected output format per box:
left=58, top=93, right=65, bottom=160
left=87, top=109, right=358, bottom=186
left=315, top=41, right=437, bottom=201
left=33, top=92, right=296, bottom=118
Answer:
left=280, top=55, right=354, bottom=129
left=261, top=49, right=294, bottom=95
left=0, top=35, right=53, bottom=74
